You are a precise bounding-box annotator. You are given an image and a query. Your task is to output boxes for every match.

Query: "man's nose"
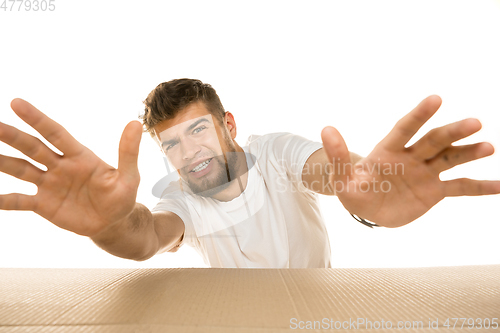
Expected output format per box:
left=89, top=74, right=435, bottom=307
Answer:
left=181, top=136, right=201, bottom=161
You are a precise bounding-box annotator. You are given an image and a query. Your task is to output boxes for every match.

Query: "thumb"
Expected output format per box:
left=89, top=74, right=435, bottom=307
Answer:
left=321, top=126, right=351, bottom=182
left=118, top=120, right=142, bottom=179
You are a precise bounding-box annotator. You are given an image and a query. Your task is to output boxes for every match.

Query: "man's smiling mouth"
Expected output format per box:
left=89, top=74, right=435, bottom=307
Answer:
left=190, top=158, right=213, bottom=173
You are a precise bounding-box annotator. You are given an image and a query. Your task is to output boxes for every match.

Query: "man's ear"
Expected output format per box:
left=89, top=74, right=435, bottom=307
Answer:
left=224, top=111, right=237, bottom=138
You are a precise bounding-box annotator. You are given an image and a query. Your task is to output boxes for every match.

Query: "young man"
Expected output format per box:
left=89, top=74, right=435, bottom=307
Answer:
left=0, top=78, right=498, bottom=268
left=141, top=79, right=351, bottom=267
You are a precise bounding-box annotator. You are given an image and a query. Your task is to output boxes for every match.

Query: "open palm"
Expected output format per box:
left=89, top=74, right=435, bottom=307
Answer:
left=321, top=96, right=500, bottom=227
left=0, top=99, right=142, bottom=236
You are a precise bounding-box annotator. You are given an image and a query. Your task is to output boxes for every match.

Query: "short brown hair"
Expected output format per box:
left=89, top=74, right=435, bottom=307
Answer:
left=140, top=78, right=226, bottom=138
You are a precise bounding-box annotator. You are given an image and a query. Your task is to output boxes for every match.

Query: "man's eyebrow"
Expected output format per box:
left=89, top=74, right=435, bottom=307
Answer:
left=161, top=118, right=211, bottom=148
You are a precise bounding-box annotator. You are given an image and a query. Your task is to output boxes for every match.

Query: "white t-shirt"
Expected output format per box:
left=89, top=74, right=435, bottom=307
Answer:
left=152, top=132, right=332, bottom=268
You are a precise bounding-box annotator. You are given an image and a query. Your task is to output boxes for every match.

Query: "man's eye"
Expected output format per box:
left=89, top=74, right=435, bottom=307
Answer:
left=193, top=126, right=206, bottom=134
left=166, top=143, right=177, bottom=150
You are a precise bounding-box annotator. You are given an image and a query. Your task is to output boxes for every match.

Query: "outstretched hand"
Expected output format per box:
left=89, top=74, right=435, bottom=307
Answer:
left=0, top=99, right=143, bottom=236
left=321, top=95, right=500, bottom=227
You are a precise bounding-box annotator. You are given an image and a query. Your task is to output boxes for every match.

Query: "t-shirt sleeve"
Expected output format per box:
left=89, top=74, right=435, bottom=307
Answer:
left=151, top=187, right=197, bottom=249
left=270, top=132, right=324, bottom=193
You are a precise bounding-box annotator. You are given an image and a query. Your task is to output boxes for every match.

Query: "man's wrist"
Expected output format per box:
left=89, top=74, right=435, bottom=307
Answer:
left=350, top=213, right=381, bottom=228
left=90, top=203, right=148, bottom=246
left=90, top=203, right=158, bottom=260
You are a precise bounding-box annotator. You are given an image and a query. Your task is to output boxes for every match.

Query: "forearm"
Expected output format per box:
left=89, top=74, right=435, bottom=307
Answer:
left=90, top=203, right=159, bottom=261
left=302, top=149, right=364, bottom=196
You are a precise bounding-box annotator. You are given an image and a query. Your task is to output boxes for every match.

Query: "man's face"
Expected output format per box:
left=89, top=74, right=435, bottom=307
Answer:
left=154, top=102, right=239, bottom=197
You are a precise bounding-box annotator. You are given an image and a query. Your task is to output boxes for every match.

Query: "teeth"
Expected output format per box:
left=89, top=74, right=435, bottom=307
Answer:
left=191, top=158, right=212, bottom=172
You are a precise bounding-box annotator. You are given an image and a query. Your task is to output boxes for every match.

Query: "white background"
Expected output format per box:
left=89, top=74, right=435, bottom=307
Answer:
left=0, top=0, right=499, bottom=268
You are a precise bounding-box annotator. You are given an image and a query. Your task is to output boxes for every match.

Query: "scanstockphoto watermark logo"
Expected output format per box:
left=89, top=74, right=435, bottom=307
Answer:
left=151, top=155, right=405, bottom=198
left=290, top=317, right=499, bottom=330
left=290, top=317, right=426, bottom=330
left=277, top=158, right=404, bottom=194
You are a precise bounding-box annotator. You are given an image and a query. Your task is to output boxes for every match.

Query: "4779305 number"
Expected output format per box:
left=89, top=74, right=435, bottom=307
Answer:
left=443, top=317, right=498, bottom=329
left=1, top=0, right=55, bottom=11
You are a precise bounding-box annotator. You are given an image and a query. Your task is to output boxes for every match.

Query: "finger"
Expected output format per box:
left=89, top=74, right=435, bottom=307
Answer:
left=427, top=142, right=494, bottom=173
left=118, top=121, right=142, bottom=181
left=379, top=95, right=442, bottom=151
left=10, top=98, right=84, bottom=157
left=0, top=154, right=45, bottom=185
left=321, top=126, right=351, bottom=181
left=409, top=118, right=482, bottom=160
left=443, top=178, right=500, bottom=196
left=0, top=121, right=61, bottom=168
left=0, top=193, right=36, bottom=211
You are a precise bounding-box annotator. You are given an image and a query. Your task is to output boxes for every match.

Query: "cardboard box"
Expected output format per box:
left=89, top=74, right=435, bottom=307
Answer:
left=0, top=265, right=499, bottom=332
